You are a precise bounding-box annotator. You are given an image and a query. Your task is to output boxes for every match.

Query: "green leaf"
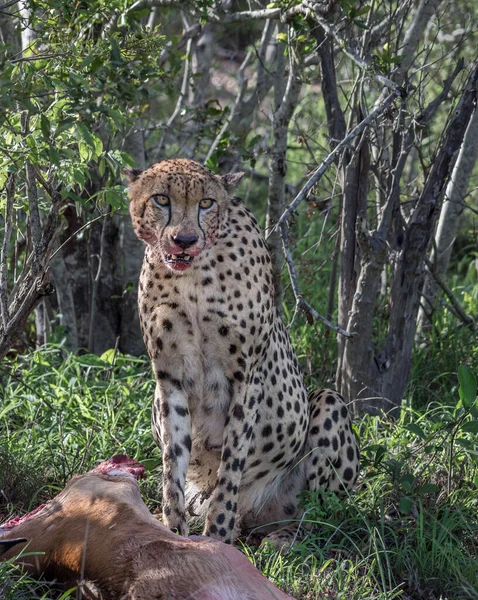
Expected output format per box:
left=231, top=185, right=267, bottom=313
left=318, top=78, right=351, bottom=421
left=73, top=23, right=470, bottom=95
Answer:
left=100, top=349, right=116, bottom=365
left=93, top=134, right=103, bottom=157
left=49, top=147, right=61, bottom=165
left=40, top=114, right=51, bottom=140
left=141, top=457, right=161, bottom=471
left=403, top=423, right=426, bottom=439
left=416, top=483, right=440, bottom=495
left=78, top=140, right=90, bottom=162
left=460, top=420, right=478, bottom=433
left=55, top=118, right=75, bottom=136
left=72, top=169, right=86, bottom=186
left=455, top=437, right=475, bottom=451
left=355, top=5, right=371, bottom=16
left=205, top=153, right=219, bottom=172
left=401, top=473, right=415, bottom=493
left=276, top=33, right=288, bottom=44
left=78, top=354, right=106, bottom=367
left=458, top=365, right=477, bottom=409
left=399, top=497, right=413, bottom=514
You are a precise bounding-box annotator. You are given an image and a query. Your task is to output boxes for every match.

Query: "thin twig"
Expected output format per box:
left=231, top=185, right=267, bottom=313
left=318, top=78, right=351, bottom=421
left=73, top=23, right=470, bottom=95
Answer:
left=10, top=53, right=65, bottom=64
left=0, top=0, right=18, bottom=9
left=279, top=222, right=355, bottom=337
left=276, top=90, right=402, bottom=228
left=303, top=3, right=401, bottom=93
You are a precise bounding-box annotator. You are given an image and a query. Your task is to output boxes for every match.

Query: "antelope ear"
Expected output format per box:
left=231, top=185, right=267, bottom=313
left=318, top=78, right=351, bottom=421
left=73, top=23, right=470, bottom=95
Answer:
left=218, top=172, right=244, bottom=192
left=122, top=167, right=143, bottom=184
left=0, top=538, right=27, bottom=555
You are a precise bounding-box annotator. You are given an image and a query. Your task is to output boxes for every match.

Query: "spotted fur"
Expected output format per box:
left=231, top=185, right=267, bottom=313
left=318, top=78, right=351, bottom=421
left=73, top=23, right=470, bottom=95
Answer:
left=125, top=159, right=359, bottom=545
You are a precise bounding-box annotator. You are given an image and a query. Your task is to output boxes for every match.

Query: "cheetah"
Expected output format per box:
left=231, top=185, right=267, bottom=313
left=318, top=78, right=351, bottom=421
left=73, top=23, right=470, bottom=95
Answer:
left=124, top=159, right=359, bottom=545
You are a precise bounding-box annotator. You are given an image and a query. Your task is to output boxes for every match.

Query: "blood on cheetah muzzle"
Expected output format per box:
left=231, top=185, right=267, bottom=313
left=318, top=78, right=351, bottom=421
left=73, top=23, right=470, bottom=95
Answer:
left=166, top=252, right=194, bottom=270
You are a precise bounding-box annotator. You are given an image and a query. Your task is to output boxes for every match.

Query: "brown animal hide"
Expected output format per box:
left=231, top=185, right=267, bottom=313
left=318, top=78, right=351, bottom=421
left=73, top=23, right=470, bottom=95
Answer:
left=0, top=455, right=295, bottom=600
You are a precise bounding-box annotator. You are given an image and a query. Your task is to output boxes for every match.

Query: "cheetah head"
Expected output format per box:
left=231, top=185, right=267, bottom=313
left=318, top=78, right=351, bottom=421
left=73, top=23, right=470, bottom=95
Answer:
left=124, top=159, right=243, bottom=272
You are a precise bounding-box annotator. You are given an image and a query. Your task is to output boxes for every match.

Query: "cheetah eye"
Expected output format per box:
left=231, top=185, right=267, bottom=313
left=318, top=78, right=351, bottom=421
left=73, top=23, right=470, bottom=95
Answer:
left=151, top=194, right=170, bottom=207
left=199, top=198, right=215, bottom=210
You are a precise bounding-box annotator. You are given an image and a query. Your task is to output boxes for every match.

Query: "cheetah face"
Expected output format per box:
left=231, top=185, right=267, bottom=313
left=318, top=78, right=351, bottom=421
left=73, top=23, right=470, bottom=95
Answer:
left=124, top=159, right=243, bottom=273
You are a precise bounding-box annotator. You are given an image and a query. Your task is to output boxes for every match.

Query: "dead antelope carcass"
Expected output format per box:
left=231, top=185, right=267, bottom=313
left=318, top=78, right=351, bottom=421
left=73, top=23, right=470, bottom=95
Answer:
left=0, top=455, right=295, bottom=599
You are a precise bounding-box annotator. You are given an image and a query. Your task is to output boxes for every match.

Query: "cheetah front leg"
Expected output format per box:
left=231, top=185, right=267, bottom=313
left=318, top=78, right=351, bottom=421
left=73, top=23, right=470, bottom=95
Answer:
left=154, top=384, right=191, bottom=536
left=204, top=374, right=261, bottom=544
left=153, top=376, right=192, bottom=537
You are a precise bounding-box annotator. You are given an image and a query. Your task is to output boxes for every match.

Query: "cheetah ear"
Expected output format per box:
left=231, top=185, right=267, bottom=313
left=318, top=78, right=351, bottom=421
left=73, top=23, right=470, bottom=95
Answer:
left=218, top=172, right=244, bottom=192
left=122, top=167, right=143, bottom=184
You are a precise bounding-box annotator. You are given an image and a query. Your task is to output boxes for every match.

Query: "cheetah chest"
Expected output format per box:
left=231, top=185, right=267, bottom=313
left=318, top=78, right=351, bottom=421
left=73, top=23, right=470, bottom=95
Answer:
left=141, top=276, right=247, bottom=453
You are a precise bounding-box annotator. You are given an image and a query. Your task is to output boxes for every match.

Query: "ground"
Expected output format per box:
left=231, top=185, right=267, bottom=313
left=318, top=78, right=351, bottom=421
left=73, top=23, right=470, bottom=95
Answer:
left=0, top=347, right=477, bottom=599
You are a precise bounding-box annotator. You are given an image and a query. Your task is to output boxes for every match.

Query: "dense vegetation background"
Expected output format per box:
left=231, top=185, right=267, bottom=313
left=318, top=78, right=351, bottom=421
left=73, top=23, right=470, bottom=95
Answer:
left=0, top=1, right=477, bottom=598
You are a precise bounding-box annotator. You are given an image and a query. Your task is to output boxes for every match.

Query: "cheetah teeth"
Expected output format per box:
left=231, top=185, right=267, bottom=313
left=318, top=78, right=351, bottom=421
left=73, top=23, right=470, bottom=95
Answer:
left=166, top=253, right=193, bottom=263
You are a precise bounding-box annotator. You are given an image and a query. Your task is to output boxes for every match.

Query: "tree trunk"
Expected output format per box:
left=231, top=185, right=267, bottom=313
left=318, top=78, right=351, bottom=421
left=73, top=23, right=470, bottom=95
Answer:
left=336, top=136, right=370, bottom=390
left=266, top=27, right=301, bottom=314
left=339, top=62, right=478, bottom=415
left=118, top=126, right=146, bottom=355
left=50, top=250, right=79, bottom=350
left=417, top=106, right=478, bottom=332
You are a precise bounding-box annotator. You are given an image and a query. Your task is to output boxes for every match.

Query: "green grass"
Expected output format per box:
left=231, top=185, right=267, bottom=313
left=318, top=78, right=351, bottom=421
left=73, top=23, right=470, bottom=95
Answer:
left=1, top=346, right=477, bottom=599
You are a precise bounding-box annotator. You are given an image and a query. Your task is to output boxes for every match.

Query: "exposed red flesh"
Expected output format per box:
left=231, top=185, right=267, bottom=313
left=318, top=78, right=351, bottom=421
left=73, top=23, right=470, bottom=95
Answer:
left=91, top=454, right=146, bottom=480
left=1, top=455, right=145, bottom=532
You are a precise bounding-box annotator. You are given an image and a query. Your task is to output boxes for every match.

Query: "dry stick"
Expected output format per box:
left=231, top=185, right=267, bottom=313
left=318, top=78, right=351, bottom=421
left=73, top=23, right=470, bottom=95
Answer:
left=276, top=90, right=401, bottom=229
left=0, top=173, right=16, bottom=330
left=424, top=258, right=475, bottom=329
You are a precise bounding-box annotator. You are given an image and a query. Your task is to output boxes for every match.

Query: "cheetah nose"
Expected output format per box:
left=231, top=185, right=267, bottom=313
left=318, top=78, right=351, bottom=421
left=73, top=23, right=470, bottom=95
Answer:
left=172, top=233, right=198, bottom=250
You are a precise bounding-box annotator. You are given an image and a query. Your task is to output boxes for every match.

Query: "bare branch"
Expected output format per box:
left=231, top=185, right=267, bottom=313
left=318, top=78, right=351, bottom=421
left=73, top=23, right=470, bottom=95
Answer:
left=368, top=0, right=414, bottom=49
left=276, top=89, right=402, bottom=229
left=303, top=3, right=402, bottom=93
left=424, top=258, right=475, bottom=329
left=279, top=222, right=355, bottom=337
left=394, top=0, right=443, bottom=82
left=206, top=7, right=281, bottom=24
left=10, top=53, right=65, bottom=64
left=0, top=1, right=19, bottom=10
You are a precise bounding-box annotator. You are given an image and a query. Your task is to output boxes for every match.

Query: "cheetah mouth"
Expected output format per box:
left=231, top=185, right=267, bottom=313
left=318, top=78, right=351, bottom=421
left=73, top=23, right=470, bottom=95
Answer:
left=165, top=252, right=194, bottom=271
